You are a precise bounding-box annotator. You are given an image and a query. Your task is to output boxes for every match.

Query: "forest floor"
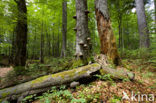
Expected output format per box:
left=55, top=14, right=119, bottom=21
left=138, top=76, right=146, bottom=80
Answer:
left=0, top=57, right=155, bottom=103
left=31, top=59, right=156, bottom=103
left=0, top=67, right=13, bottom=77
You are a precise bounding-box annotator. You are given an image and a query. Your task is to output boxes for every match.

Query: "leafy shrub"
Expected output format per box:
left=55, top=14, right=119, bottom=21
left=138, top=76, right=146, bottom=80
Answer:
left=14, top=66, right=27, bottom=75
left=95, top=74, right=112, bottom=81
left=120, top=48, right=152, bottom=59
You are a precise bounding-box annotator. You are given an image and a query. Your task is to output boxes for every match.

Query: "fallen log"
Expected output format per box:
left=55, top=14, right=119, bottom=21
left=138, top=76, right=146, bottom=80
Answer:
left=0, top=63, right=135, bottom=102
left=0, top=63, right=101, bottom=102
left=100, top=66, right=135, bottom=80
left=95, top=54, right=135, bottom=80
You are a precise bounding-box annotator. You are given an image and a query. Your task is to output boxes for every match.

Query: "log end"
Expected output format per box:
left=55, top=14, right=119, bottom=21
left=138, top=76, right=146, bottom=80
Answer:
left=127, top=72, right=135, bottom=81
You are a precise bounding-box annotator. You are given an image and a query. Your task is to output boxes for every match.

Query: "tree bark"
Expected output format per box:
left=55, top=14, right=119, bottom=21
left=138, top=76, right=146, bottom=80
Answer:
left=14, top=0, right=27, bottom=66
left=154, top=0, right=156, bottom=33
left=0, top=63, right=134, bottom=102
left=40, top=9, right=44, bottom=63
left=61, top=0, right=67, bottom=57
left=135, top=0, right=150, bottom=48
left=11, top=29, right=16, bottom=63
left=75, top=0, right=90, bottom=59
left=95, top=0, right=120, bottom=65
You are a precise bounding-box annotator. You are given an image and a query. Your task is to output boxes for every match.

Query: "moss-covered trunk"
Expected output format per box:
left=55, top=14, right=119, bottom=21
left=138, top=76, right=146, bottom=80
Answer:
left=0, top=63, right=101, bottom=102
left=0, top=63, right=134, bottom=102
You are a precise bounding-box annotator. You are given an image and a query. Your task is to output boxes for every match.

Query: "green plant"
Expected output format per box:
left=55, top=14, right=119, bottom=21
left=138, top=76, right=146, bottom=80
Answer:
left=71, top=98, right=86, bottom=103
left=22, top=94, right=37, bottom=103
left=14, top=66, right=27, bottom=75
left=142, top=72, right=154, bottom=78
left=95, top=74, right=113, bottom=81
left=122, top=78, right=130, bottom=82
left=110, top=95, right=122, bottom=103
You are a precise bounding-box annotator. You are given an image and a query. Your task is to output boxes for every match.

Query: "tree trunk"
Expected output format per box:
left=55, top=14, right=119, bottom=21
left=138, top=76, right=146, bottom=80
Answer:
left=0, top=63, right=134, bottom=102
left=33, top=27, right=37, bottom=59
left=0, top=63, right=101, bottom=102
left=11, top=29, right=16, bottom=63
left=14, top=0, right=27, bottom=66
left=61, top=0, right=67, bottom=57
left=75, top=0, right=90, bottom=59
left=95, top=0, right=120, bottom=65
left=135, top=0, right=150, bottom=48
left=154, top=0, right=156, bottom=33
left=40, top=9, right=44, bottom=63
left=57, top=27, right=60, bottom=57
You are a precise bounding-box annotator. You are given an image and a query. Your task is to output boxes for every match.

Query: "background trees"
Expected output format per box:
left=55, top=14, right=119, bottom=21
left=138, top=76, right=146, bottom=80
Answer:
left=135, top=0, right=150, bottom=48
left=61, top=0, right=67, bottom=58
left=0, top=0, right=155, bottom=65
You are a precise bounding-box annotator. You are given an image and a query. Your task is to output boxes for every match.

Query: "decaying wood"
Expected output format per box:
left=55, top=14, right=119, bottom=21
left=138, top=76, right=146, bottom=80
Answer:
left=95, top=54, right=135, bottom=80
left=95, top=0, right=120, bottom=65
left=0, top=61, right=134, bottom=102
left=0, top=63, right=101, bottom=102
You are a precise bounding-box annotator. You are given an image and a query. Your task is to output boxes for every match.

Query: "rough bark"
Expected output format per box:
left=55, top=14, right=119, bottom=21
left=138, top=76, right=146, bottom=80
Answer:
left=135, top=0, right=150, bottom=48
left=0, top=63, right=134, bottom=102
left=14, top=0, right=27, bottom=66
left=75, top=0, right=90, bottom=59
left=61, top=0, right=67, bottom=57
left=154, top=0, right=156, bottom=33
left=95, top=0, right=120, bottom=65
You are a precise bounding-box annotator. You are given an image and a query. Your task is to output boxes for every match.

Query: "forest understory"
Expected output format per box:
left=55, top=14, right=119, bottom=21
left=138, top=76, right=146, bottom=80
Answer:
left=0, top=53, right=156, bottom=103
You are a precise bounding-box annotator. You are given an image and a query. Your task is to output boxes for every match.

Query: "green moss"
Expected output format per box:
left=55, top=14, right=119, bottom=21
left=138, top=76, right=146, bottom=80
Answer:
left=2, top=92, right=10, bottom=98
left=31, top=63, right=100, bottom=85
left=31, top=75, right=51, bottom=84
left=99, top=69, right=107, bottom=75
left=51, top=68, right=77, bottom=79
left=62, top=56, right=95, bottom=70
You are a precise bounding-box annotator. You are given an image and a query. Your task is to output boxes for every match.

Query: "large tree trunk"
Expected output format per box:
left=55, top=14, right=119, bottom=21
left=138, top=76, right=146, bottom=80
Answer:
left=135, top=0, right=150, bottom=48
left=61, top=0, right=67, bottom=57
left=0, top=63, right=134, bottom=102
left=95, top=0, right=120, bottom=65
left=14, top=0, right=27, bottom=66
left=75, top=0, right=90, bottom=59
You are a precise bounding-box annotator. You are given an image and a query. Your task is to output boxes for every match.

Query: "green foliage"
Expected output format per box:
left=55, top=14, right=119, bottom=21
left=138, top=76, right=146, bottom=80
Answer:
left=22, top=94, right=37, bottom=103
left=29, top=85, right=87, bottom=103
left=71, top=98, right=86, bottom=103
left=14, top=66, right=27, bottom=75
left=142, top=72, right=154, bottom=78
left=95, top=74, right=113, bottom=81
left=110, top=95, right=122, bottom=103
left=120, top=48, right=154, bottom=59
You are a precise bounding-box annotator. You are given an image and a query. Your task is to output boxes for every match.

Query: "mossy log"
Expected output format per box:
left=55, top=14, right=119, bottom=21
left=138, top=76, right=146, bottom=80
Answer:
left=100, top=66, right=135, bottom=80
left=0, top=63, right=134, bottom=102
left=0, top=63, right=101, bottom=102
